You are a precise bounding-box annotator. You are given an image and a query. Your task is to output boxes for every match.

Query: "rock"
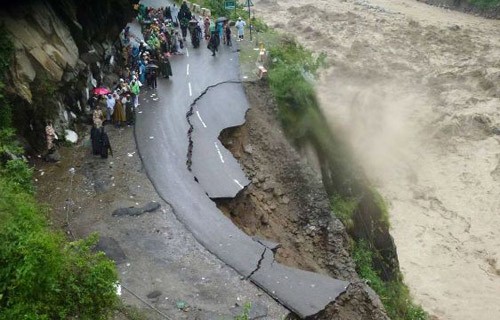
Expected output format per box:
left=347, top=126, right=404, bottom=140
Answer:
left=491, top=126, right=500, bottom=135
left=146, top=290, right=162, bottom=299
left=80, top=49, right=101, bottom=64
left=29, top=47, right=64, bottom=80
left=65, top=129, right=78, bottom=143
left=256, top=174, right=266, bottom=183
left=243, top=144, right=253, bottom=154
left=263, top=181, right=275, bottom=192
left=260, top=213, right=269, bottom=225
left=95, top=236, right=127, bottom=264
left=112, top=201, right=161, bottom=217
left=281, top=196, right=290, bottom=204
left=14, top=48, right=36, bottom=82
left=256, top=192, right=264, bottom=202
left=45, top=149, right=61, bottom=162
left=294, top=235, right=304, bottom=244
left=273, top=187, right=284, bottom=197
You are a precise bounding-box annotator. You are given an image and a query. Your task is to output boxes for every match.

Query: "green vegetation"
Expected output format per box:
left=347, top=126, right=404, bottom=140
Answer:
left=267, top=36, right=326, bottom=141
left=0, top=178, right=119, bottom=319
left=353, top=240, right=427, bottom=320
left=0, top=26, right=119, bottom=320
left=0, top=26, right=13, bottom=129
left=371, top=186, right=390, bottom=227
left=330, top=193, right=359, bottom=230
left=467, top=0, right=500, bottom=9
left=235, top=302, right=252, bottom=320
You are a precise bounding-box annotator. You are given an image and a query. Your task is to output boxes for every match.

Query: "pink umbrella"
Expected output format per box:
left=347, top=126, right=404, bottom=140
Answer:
left=92, top=87, right=111, bottom=95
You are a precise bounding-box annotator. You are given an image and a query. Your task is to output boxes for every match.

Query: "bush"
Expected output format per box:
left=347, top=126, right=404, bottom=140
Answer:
left=267, top=38, right=326, bottom=141
left=330, top=193, right=359, bottom=230
left=353, top=240, right=427, bottom=320
left=467, top=0, right=500, bottom=8
left=0, top=178, right=119, bottom=320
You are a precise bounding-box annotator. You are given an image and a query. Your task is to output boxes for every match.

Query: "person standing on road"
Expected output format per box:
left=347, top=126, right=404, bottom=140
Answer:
left=45, top=120, right=57, bottom=152
left=150, top=68, right=158, bottom=89
left=90, top=121, right=102, bottom=155
left=130, top=78, right=141, bottom=108
left=208, top=30, right=219, bottom=56
left=112, top=93, right=126, bottom=127
left=178, top=1, right=192, bottom=41
left=93, top=106, right=104, bottom=127
left=123, top=94, right=135, bottom=125
left=105, top=94, right=116, bottom=124
left=171, top=4, right=179, bottom=26
left=224, top=22, right=232, bottom=46
left=235, top=17, right=246, bottom=41
left=160, top=53, right=173, bottom=78
left=203, top=17, right=210, bottom=40
left=98, top=126, right=113, bottom=159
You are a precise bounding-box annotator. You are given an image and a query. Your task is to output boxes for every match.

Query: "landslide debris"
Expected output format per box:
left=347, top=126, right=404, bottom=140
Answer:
left=216, top=81, right=388, bottom=319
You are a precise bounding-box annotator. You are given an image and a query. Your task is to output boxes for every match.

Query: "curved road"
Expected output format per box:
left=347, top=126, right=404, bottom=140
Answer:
left=131, top=3, right=349, bottom=317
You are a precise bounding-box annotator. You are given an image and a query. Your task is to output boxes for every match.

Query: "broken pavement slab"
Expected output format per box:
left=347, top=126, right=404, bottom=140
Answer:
left=251, top=249, right=349, bottom=318
left=188, top=81, right=251, bottom=199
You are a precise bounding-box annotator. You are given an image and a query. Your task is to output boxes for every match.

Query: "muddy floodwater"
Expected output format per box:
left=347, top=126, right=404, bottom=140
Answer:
left=255, top=0, right=500, bottom=319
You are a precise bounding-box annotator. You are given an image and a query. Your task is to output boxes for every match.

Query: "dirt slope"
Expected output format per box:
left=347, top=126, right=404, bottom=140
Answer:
left=253, top=0, right=500, bottom=319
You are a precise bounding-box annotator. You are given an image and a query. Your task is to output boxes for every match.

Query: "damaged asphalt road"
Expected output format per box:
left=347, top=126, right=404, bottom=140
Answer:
left=186, top=80, right=250, bottom=198
left=131, top=10, right=349, bottom=319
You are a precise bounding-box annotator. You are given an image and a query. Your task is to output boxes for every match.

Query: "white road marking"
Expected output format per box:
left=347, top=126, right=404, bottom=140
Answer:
left=187, top=64, right=190, bottom=75
left=186, top=48, right=189, bottom=57
left=188, top=82, right=192, bottom=96
left=233, top=179, right=244, bottom=189
left=196, top=111, right=207, bottom=128
left=214, top=142, right=225, bottom=163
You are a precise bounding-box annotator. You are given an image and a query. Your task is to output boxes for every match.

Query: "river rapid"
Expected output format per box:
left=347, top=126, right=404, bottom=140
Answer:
left=254, top=0, right=500, bottom=319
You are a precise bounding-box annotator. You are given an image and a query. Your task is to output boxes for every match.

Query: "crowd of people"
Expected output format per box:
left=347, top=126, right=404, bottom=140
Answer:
left=86, top=1, right=246, bottom=159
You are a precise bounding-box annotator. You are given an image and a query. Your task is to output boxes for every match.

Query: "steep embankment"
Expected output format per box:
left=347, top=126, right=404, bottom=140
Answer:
left=0, top=0, right=134, bottom=151
left=217, top=81, right=389, bottom=320
left=254, top=0, right=500, bottom=319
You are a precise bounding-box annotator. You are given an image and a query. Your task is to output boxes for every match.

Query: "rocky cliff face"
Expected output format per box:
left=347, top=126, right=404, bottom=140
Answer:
left=0, top=0, right=134, bottom=150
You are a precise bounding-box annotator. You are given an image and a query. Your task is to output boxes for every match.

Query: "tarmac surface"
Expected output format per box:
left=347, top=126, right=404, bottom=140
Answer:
left=131, top=2, right=350, bottom=317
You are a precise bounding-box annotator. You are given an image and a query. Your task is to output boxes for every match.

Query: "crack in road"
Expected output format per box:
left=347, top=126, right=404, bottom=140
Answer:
left=185, top=80, right=242, bottom=171
left=245, top=247, right=267, bottom=280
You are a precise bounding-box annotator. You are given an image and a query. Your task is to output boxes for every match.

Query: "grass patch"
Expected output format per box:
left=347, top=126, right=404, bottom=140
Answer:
left=235, top=302, right=252, bottom=320
left=353, top=240, right=427, bottom=320
left=371, top=187, right=390, bottom=227
left=330, top=193, right=359, bottom=230
left=467, top=0, right=500, bottom=9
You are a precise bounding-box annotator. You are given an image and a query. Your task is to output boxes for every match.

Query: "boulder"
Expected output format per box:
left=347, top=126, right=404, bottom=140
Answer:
left=80, top=49, right=101, bottom=64
left=65, top=129, right=78, bottom=143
